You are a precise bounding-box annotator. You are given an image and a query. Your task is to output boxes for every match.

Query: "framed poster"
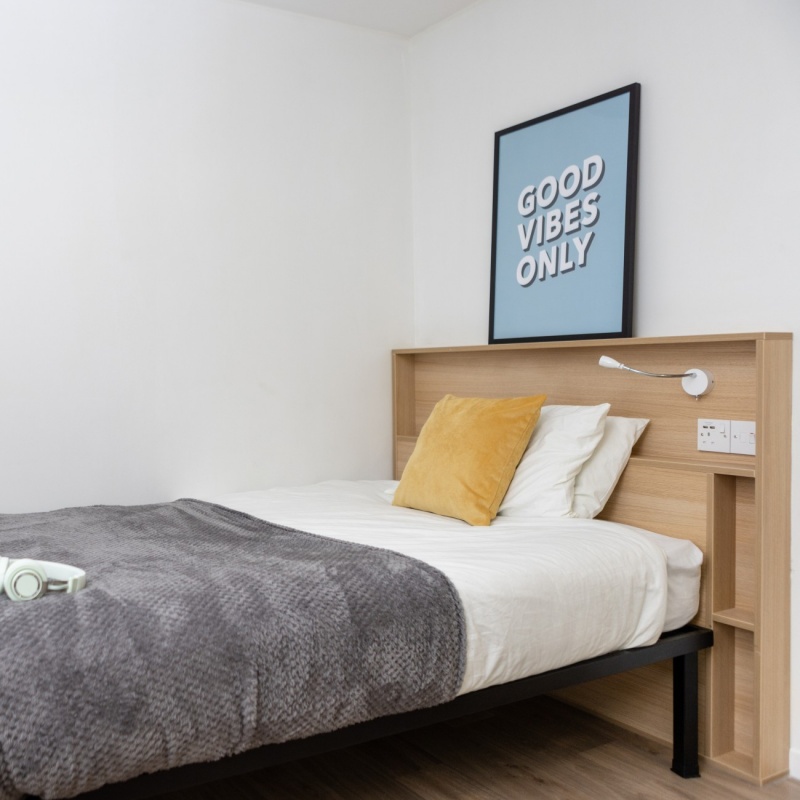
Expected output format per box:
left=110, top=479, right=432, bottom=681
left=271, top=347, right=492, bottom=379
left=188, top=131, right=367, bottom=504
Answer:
left=489, top=84, right=640, bottom=343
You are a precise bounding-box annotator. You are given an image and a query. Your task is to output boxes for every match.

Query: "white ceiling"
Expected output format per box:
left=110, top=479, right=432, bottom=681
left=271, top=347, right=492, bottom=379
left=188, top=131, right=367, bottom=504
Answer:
left=240, top=0, right=479, bottom=37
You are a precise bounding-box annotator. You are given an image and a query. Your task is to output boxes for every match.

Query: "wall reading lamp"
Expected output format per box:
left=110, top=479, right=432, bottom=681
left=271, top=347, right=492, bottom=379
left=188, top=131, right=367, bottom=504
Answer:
left=599, top=356, right=714, bottom=398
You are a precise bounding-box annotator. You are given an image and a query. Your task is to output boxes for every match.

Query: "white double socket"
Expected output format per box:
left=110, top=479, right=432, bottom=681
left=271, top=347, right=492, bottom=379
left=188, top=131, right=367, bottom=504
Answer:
left=697, top=419, right=756, bottom=455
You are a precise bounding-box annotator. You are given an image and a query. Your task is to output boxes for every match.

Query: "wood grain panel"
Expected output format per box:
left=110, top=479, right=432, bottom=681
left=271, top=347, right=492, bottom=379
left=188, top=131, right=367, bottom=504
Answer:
left=754, top=337, right=792, bottom=781
left=734, top=629, right=755, bottom=759
left=392, top=353, right=416, bottom=438
left=735, top=478, right=755, bottom=616
left=395, top=335, right=768, bottom=466
left=599, top=463, right=710, bottom=626
left=711, top=474, right=738, bottom=621
left=552, top=662, right=674, bottom=745
left=552, top=652, right=710, bottom=753
left=711, top=624, right=737, bottom=757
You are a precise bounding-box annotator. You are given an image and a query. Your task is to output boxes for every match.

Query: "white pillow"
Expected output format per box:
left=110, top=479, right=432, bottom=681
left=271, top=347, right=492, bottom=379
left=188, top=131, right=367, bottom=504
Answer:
left=571, top=416, right=649, bottom=519
left=499, top=404, right=610, bottom=518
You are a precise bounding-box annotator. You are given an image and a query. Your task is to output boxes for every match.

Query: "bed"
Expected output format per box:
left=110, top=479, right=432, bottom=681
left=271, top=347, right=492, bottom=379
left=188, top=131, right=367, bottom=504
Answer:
left=0, top=332, right=790, bottom=797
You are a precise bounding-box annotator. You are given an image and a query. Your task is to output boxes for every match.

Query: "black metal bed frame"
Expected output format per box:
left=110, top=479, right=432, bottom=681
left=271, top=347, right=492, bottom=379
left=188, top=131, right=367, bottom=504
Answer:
left=54, top=625, right=712, bottom=800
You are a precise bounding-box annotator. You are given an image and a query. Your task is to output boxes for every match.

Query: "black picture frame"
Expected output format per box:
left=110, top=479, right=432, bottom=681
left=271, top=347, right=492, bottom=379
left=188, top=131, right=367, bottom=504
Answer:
left=489, top=84, right=640, bottom=344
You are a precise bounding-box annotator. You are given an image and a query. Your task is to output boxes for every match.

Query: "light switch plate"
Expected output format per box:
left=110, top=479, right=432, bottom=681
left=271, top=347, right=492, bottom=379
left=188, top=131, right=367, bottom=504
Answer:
left=698, top=419, right=731, bottom=453
left=731, top=420, right=756, bottom=455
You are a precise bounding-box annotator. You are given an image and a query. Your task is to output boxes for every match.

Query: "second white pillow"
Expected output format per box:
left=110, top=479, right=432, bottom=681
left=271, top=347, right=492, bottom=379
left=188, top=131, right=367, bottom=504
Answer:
left=572, top=416, right=649, bottom=519
left=499, top=403, right=610, bottom=518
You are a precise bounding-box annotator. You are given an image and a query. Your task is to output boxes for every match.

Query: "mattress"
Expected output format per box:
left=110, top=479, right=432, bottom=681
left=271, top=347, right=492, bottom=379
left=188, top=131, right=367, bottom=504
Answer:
left=208, top=479, right=702, bottom=696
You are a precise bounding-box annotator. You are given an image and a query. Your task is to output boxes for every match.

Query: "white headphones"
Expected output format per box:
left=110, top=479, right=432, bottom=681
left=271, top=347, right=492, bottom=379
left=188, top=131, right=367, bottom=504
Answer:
left=0, top=557, right=86, bottom=602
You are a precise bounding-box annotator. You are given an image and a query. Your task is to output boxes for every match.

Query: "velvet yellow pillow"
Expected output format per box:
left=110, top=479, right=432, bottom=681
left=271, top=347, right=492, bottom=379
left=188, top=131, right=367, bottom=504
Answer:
left=393, top=394, right=546, bottom=526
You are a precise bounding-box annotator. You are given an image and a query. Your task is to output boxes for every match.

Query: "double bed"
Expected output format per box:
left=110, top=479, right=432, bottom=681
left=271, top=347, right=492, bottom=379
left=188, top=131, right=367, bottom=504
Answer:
left=0, top=333, right=790, bottom=797
left=213, top=479, right=703, bottom=694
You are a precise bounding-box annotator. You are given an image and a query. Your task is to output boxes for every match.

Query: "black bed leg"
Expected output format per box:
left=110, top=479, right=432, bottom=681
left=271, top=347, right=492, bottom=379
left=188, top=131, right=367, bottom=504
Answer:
left=671, top=651, right=700, bottom=778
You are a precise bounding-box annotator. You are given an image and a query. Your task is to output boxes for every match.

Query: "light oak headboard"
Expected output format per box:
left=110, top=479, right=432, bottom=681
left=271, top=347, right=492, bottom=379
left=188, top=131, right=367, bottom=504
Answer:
left=392, top=333, right=791, bottom=785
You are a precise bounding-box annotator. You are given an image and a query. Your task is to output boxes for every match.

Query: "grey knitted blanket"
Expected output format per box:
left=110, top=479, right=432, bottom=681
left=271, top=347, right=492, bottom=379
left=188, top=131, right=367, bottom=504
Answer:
left=0, top=499, right=465, bottom=800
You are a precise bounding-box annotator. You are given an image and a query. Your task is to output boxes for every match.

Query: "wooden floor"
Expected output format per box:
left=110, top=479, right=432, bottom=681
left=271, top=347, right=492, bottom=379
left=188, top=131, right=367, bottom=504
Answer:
left=160, top=697, right=800, bottom=800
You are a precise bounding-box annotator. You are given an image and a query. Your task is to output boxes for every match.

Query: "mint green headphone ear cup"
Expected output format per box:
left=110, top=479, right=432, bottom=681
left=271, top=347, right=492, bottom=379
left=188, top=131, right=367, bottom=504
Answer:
left=4, top=559, right=47, bottom=601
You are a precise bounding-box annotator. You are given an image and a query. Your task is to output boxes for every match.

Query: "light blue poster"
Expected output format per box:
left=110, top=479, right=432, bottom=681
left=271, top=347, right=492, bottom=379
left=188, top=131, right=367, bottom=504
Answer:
left=489, top=85, right=639, bottom=343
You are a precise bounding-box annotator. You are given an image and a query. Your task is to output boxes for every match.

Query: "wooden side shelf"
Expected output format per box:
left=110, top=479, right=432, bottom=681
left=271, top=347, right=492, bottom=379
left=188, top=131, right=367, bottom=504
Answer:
left=713, top=608, right=755, bottom=632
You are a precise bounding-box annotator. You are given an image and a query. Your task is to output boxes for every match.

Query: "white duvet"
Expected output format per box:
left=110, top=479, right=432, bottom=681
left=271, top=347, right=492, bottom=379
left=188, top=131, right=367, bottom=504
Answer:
left=207, top=480, right=702, bottom=697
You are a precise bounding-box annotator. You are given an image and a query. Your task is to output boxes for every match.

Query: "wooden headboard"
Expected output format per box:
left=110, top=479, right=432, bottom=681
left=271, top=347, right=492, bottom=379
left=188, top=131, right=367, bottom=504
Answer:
left=392, top=332, right=791, bottom=785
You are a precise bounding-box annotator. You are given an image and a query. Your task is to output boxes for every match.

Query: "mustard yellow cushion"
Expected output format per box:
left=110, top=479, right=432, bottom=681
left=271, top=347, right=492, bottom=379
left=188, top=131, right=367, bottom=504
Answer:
left=393, top=394, right=546, bottom=526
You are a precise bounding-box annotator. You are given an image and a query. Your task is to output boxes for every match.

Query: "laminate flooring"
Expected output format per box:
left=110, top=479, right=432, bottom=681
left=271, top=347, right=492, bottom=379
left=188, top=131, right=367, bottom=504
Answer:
left=160, top=696, right=800, bottom=799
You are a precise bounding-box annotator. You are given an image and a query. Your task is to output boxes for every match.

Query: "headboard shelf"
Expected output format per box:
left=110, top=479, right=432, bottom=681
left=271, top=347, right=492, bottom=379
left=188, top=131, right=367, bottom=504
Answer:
left=392, top=330, right=790, bottom=357
left=391, top=332, right=791, bottom=785
left=628, top=456, right=756, bottom=478
left=714, top=607, right=756, bottom=632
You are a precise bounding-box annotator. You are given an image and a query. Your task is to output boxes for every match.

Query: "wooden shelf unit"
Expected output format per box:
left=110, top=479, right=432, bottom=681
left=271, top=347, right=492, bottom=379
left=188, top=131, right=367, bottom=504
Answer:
left=392, top=332, right=791, bottom=784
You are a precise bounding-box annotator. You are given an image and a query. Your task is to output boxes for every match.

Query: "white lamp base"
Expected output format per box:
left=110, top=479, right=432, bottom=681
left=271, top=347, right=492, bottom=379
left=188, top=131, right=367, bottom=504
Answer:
left=682, top=369, right=714, bottom=398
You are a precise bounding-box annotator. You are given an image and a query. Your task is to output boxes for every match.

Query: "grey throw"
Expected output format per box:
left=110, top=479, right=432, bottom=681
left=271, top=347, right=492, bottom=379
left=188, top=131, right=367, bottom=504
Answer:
left=0, top=499, right=465, bottom=799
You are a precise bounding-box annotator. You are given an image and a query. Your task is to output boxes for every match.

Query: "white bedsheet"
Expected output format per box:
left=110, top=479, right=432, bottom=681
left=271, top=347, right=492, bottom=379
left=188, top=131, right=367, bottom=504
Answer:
left=207, top=480, right=702, bottom=696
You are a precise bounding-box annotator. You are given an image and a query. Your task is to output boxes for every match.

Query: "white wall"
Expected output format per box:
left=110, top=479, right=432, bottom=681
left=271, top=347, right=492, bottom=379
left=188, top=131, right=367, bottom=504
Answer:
left=0, top=0, right=414, bottom=512
left=408, top=0, right=800, bottom=777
